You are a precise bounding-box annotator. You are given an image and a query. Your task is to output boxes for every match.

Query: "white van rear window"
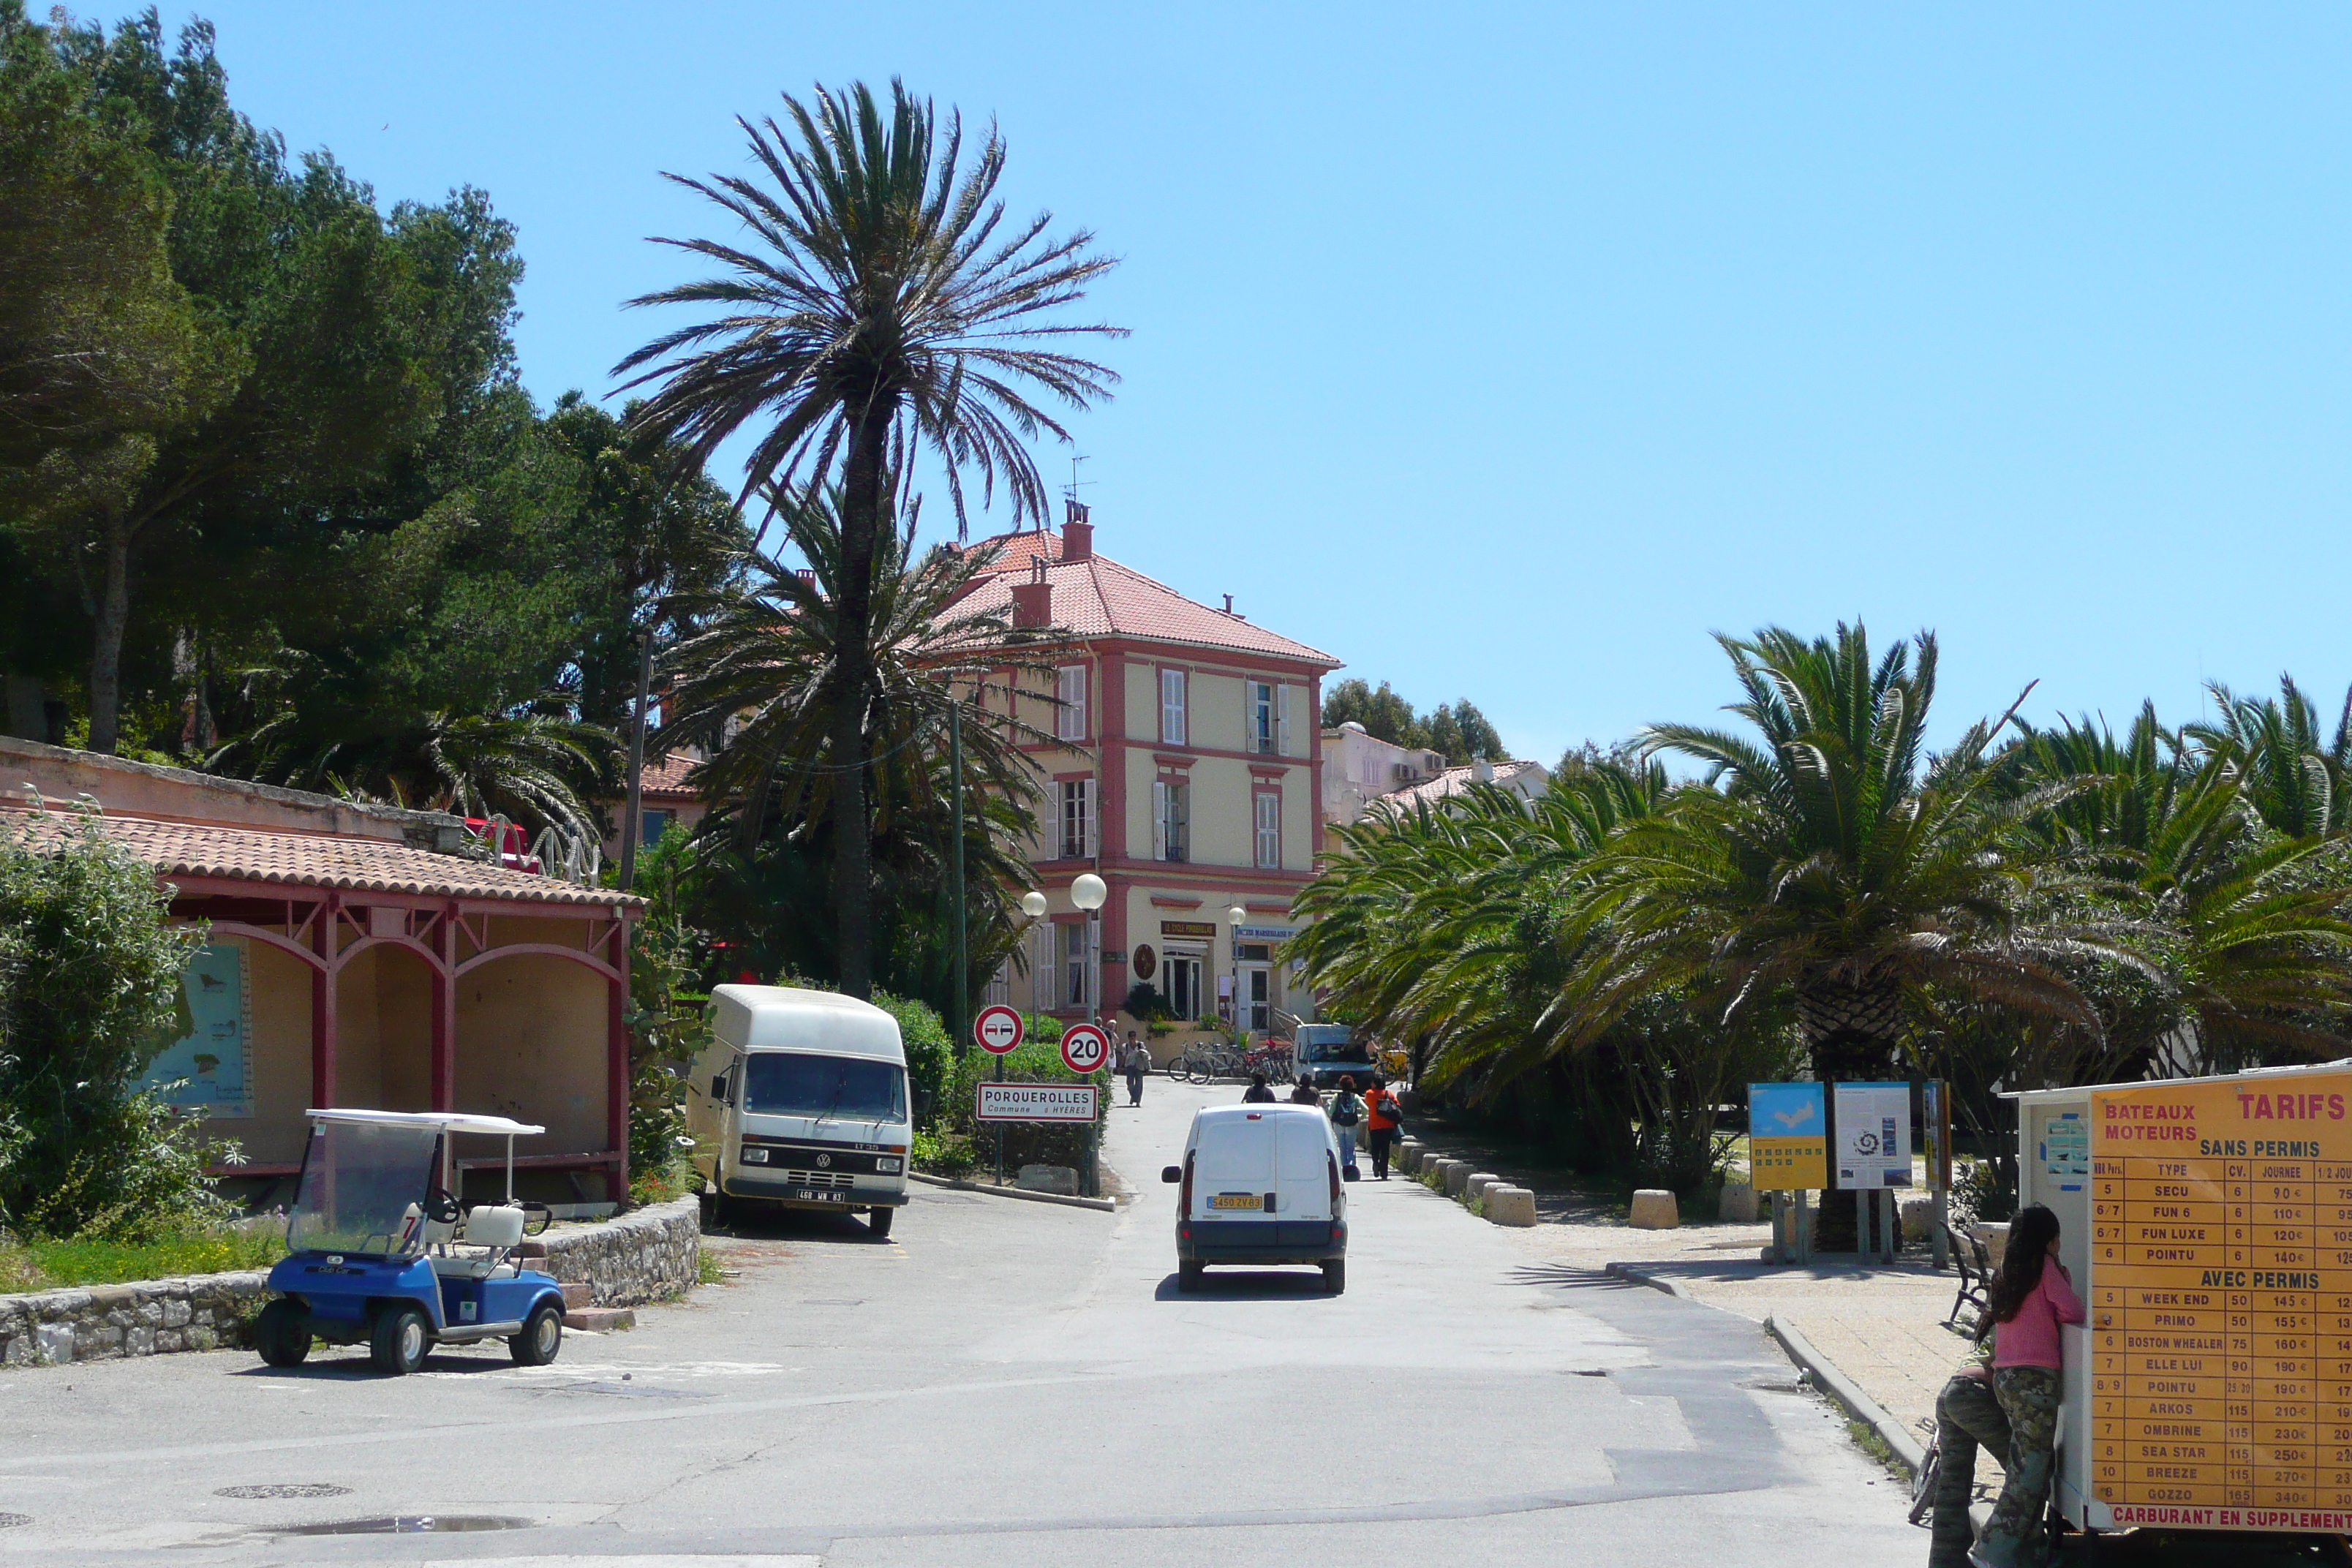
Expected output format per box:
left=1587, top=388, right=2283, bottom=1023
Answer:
left=1276, top=1117, right=1329, bottom=1181
left=1196, top=1123, right=1272, bottom=1186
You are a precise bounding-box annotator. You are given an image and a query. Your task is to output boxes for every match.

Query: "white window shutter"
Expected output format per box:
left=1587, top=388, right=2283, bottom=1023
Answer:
left=1153, top=780, right=1167, bottom=861
left=1276, top=684, right=1292, bottom=756
left=1058, top=665, right=1086, bottom=742
left=1084, top=777, right=1098, bottom=857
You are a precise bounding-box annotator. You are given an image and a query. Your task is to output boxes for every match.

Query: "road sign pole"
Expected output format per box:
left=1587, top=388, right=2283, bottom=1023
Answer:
left=950, top=702, right=967, bottom=1063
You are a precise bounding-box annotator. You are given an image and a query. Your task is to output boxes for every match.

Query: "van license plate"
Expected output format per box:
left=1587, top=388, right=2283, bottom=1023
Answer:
left=1210, top=1194, right=1262, bottom=1210
left=793, top=1189, right=848, bottom=1204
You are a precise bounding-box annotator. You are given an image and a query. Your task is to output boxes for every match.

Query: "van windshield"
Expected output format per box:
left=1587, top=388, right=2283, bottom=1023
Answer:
left=742, top=1053, right=907, bottom=1122
left=1294, top=1025, right=1369, bottom=1064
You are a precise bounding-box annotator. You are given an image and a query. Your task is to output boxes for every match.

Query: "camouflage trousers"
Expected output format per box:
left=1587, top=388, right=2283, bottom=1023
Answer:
left=1975, top=1365, right=2062, bottom=1568
left=1929, top=1373, right=2013, bottom=1568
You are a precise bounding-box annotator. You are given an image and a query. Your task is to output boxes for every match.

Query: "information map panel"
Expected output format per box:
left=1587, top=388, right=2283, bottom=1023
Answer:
left=2090, top=1072, right=2352, bottom=1531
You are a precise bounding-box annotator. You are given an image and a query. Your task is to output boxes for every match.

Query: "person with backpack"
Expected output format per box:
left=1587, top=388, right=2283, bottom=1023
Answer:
left=1286, top=1078, right=1323, bottom=1107
left=1362, top=1077, right=1401, bottom=1180
left=1970, top=1204, right=2081, bottom=1568
left=1326, top=1075, right=1365, bottom=1176
left=1241, top=1072, right=1278, bottom=1104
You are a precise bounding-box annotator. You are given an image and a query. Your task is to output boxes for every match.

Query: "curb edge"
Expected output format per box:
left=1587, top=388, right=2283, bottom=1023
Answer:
left=909, top=1172, right=1117, bottom=1213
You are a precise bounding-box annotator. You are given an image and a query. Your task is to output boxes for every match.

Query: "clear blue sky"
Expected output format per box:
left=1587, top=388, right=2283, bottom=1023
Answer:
left=148, top=2, right=2352, bottom=764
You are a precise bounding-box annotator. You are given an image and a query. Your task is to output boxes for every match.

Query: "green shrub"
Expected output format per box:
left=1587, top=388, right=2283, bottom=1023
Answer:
left=942, top=1018, right=1107, bottom=1172
left=0, top=1223, right=285, bottom=1289
left=869, top=990, right=951, bottom=1127
left=0, top=805, right=235, bottom=1239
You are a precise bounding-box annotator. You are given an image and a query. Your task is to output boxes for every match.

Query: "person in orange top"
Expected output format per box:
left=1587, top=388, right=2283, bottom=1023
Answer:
left=1362, top=1077, right=1402, bottom=1180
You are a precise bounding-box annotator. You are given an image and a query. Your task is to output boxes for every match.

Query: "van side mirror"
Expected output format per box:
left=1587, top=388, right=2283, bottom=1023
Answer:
left=1161, top=1166, right=1182, bottom=1183
left=711, top=1074, right=729, bottom=1105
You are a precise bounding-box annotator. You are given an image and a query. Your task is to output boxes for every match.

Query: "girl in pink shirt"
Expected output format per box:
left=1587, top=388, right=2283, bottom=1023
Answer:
left=1971, top=1204, right=2081, bottom=1568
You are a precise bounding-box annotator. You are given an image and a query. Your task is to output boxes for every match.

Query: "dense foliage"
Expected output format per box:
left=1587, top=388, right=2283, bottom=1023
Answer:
left=1293, top=624, right=2352, bottom=1205
left=0, top=806, right=230, bottom=1238
left=1322, top=679, right=1504, bottom=764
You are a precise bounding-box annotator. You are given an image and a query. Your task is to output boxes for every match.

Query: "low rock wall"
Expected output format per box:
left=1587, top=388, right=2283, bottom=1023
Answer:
left=0, top=1272, right=269, bottom=1368
left=0, top=1195, right=702, bottom=1370
left=532, top=1195, right=701, bottom=1307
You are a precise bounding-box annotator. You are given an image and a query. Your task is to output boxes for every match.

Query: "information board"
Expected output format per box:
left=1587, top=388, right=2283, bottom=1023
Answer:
left=2089, top=1071, right=2352, bottom=1528
left=1832, top=1080, right=1912, bottom=1190
left=139, top=941, right=252, bottom=1116
left=1749, top=1082, right=1828, bottom=1191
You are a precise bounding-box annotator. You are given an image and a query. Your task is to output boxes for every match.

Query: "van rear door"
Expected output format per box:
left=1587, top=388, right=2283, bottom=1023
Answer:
left=1275, top=1115, right=1332, bottom=1221
left=1193, top=1119, right=1276, bottom=1218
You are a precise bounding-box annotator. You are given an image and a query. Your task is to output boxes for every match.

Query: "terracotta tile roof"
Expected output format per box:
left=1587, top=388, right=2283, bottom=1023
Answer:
left=1373, top=760, right=1550, bottom=816
left=636, top=752, right=701, bottom=797
left=1, top=807, right=639, bottom=908
left=957, top=529, right=1340, bottom=667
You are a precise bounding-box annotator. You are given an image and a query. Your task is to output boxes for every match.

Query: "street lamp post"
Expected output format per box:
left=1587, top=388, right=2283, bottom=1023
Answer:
left=1227, top=902, right=1248, bottom=1046
left=1071, top=874, right=1108, bottom=1198
left=1003, top=889, right=1049, bottom=1188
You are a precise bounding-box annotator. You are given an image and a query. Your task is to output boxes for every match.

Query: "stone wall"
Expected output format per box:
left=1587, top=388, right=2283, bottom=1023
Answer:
left=0, top=1195, right=701, bottom=1369
left=532, top=1194, right=701, bottom=1308
left=0, top=1272, right=269, bottom=1367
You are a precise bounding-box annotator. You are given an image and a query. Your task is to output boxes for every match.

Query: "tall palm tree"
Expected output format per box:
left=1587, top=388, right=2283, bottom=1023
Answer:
left=614, top=79, right=1121, bottom=997
left=652, top=481, right=1055, bottom=987
left=2187, top=676, right=2352, bottom=839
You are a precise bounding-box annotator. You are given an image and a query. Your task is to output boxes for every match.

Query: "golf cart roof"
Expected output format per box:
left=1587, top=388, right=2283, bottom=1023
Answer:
left=306, top=1109, right=546, bottom=1137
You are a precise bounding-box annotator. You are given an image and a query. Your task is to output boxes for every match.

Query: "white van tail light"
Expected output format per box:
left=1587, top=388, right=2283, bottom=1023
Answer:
left=1328, top=1151, right=1341, bottom=1210
left=1180, top=1151, right=1195, bottom=1229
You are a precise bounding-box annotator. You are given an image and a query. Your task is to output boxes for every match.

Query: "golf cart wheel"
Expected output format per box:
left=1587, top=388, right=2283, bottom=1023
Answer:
left=867, top=1205, right=894, bottom=1240
left=254, top=1300, right=309, bottom=1367
left=509, top=1300, right=563, bottom=1366
left=1322, top=1259, right=1346, bottom=1294
left=1178, top=1259, right=1204, bottom=1291
left=370, top=1305, right=430, bottom=1375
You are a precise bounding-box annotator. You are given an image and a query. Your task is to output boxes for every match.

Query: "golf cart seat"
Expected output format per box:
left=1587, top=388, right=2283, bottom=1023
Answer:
left=429, top=1204, right=525, bottom=1279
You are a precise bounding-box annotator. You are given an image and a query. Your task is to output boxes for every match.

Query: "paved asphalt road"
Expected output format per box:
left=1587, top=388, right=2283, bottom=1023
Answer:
left=0, top=1080, right=1920, bottom=1567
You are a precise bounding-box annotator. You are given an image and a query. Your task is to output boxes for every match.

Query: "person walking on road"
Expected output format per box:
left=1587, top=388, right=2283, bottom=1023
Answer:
left=1970, top=1204, right=2081, bottom=1568
left=1287, top=1079, right=1322, bottom=1107
left=1926, top=1349, right=2012, bottom=1568
left=1119, top=1033, right=1150, bottom=1107
left=1242, top=1072, right=1278, bottom=1104
left=1326, top=1075, right=1365, bottom=1176
left=1362, top=1077, right=1401, bottom=1180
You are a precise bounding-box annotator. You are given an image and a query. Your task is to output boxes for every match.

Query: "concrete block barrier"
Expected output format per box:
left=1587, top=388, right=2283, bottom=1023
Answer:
left=1717, top=1183, right=1758, bottom=1223
left=1465, top=1172, right=1501, bottom=1203
left=1444, top=1162, right=1475, bottom=1198
left=1485, top=1186, right=1538, bottom=1226
left=1629, top=1188, right=1680, bottom=1229
left=1396, top=1141, right=1424, bottom=1173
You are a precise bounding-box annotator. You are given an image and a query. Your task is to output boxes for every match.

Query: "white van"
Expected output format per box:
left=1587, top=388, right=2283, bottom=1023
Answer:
left=1160, top=1103, right=1352, bottom=1292
left=685, top=985, right=913, bottom=1237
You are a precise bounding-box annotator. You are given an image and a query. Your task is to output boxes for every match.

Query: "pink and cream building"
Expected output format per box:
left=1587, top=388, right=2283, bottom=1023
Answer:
left=954, top=508, right=1341, bottom=1036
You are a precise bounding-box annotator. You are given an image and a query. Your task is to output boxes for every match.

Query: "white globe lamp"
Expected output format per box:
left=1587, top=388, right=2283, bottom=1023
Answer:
left=1019, top=890, right=1049, bottom=919
left=1071, top=873, right=1108, bottom=912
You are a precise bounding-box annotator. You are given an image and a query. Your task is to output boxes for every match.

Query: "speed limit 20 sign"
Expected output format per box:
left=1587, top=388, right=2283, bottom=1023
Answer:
left=1059, top=1022, right=1111, bottom=1074
left=973, top=1004, right=1025, bottom=1056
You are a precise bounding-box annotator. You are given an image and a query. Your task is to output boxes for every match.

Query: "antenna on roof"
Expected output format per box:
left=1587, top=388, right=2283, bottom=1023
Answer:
left=1059, top=454, right=1094, bottom=533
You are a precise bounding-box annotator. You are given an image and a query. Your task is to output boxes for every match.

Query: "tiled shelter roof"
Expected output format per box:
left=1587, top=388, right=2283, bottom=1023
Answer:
left=636, top=752, right=701, bottom=797
left=958, top=529, right=1339, bottom=667
left=1, top=807, right=639, bottom=908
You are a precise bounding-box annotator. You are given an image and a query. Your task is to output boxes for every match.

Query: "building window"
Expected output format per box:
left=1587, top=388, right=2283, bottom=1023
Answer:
left=984, top=959, right=1011, bottom=1009
left=1059, top=919, right=1095, bottom=1011
left=1242, top=682, right=1279, bottom=757
left=1056, top=664, right=1088, bottom=742
left=1160, top=668, right=1186, bottom=746
left=641, top=809, right=672, bottom=845
left=1152, top=779, right=1189, bottom=862
left=1164, top=954, right=1202, bottom=1020
left=1254, top=791, right=1281, bottom=869
left=1059, top=778, right=1094, bottom=859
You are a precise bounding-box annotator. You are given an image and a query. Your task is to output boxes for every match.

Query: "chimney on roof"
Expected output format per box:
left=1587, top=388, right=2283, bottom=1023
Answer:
left=1473, top=757, right=1495, bottom=783
left=1011, top=555, right=1052, bottom=629
left=794, top=569, right=815, bottom=586
left=1061, top=497, right=1093, bottom=563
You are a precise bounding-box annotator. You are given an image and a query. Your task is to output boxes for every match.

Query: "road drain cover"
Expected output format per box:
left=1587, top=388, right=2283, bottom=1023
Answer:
left=0, top=1513, right=29, bottom=1529
left=277, top=1515, right=532, bottom=1536
left=216, top=1484, right=351, bottom=1500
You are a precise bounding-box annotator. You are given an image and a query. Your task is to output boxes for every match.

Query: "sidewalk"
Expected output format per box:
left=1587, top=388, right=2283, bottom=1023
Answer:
left=1398, top=1118, right=1983, bottom=1462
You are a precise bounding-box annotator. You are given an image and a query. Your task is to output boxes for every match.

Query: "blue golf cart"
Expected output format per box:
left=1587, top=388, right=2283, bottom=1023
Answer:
left=254, top=1109, right=570, bottom=1375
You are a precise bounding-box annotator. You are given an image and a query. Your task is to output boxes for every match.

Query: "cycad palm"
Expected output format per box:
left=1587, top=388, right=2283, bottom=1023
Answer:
left=614, top=78, right=1121, bottom=995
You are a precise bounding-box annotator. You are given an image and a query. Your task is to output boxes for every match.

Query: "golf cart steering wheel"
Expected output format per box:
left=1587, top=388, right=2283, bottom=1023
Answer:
left=423, top=1188, right=461, bottom=1225
left=519, top=1200, right=553, bottom=1237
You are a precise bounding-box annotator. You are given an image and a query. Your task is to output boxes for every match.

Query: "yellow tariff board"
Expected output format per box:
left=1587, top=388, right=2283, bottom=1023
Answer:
left=2090, top=1071, right=2352, bottom=1530
left=1749, top=1082, right=1828, bottom=1191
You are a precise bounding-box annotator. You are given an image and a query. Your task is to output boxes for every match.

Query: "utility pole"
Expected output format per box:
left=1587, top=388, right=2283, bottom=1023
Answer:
left=950, top=701, right=968, bottom=1062
left=619, top=629, right=655, bottom=893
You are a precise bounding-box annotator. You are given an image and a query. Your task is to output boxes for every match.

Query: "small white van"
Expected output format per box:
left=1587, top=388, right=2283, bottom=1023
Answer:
left=685, top=985, right=912, bottom=1237
left=1161, top=1103, right=1352, bottom=1292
